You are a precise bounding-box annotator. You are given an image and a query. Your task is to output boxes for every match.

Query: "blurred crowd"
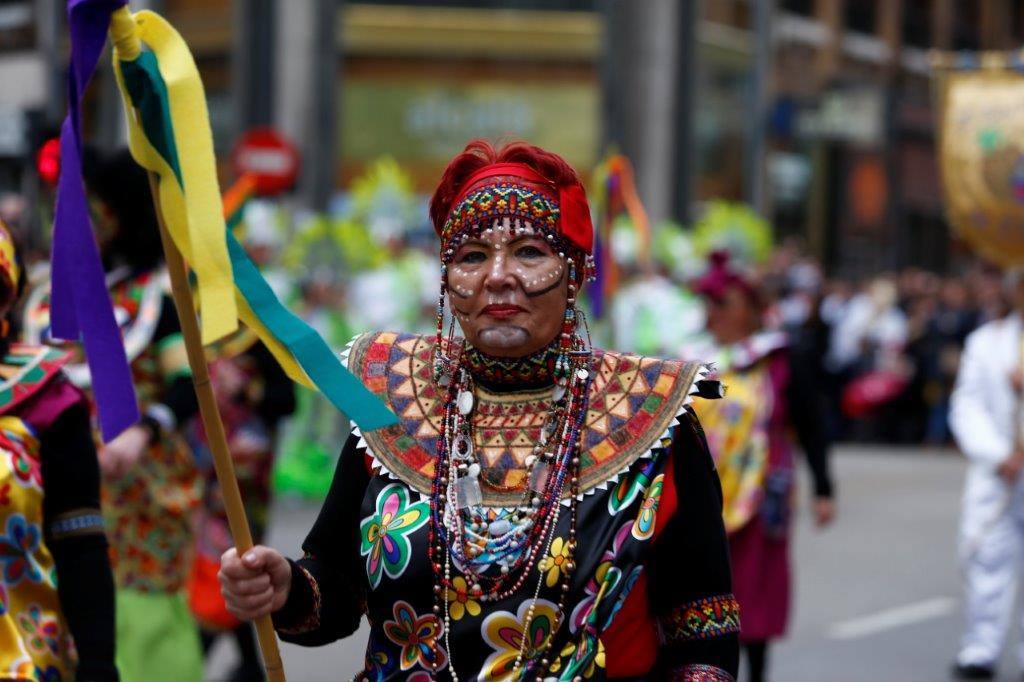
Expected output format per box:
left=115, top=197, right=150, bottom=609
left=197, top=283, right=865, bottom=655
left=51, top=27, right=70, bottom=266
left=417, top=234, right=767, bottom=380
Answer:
left=3, top=168, right=1003, bottom=458
left=758, top=242, right=1005, bottom=447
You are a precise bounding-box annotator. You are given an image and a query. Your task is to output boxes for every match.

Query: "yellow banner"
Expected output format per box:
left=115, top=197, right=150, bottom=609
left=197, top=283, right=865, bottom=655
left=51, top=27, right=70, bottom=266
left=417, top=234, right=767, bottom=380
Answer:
left=937, top=53, right=1024, bottom=267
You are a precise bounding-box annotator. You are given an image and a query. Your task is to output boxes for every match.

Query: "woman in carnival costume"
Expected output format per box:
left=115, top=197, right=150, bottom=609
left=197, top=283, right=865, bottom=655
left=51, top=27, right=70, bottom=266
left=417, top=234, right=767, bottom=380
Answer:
left=0, top=220, right=118, bottom=680
left=690, top=252, right=835, bottom=682
left=220, top=141, right=740, bottom=680
left=25, top=150, right=204, bottom=681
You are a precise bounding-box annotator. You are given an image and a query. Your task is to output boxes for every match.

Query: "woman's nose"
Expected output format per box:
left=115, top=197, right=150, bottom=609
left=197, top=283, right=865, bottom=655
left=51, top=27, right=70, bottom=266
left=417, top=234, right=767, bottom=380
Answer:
left=483, top=251, right=517, bottom=291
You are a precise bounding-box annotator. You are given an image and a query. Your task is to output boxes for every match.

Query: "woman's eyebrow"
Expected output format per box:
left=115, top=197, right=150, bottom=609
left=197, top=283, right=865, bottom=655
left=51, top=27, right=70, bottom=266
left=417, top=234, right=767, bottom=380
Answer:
left=507, top=234, right=550, bottom=249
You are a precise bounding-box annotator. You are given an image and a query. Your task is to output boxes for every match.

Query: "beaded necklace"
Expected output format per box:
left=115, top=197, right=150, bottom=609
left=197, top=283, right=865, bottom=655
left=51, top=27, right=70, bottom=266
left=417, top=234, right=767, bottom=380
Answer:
left=427, top=347, right=592, bottom=680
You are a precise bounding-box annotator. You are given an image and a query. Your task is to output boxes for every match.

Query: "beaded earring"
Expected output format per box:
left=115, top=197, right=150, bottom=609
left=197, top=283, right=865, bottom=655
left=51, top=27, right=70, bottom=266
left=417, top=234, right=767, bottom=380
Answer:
left=433, top=264, right=454, bottom=387
left=553, top=258, right=581, bottom=401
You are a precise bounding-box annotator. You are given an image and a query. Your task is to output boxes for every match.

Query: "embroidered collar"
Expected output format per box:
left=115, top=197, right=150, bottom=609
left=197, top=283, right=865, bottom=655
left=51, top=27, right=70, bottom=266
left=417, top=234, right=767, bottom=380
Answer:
left=0, top=344, right=70, bottom=416
left=345, top=332, right=707, bottom=507
left=460, top=340, right=559, bottom=390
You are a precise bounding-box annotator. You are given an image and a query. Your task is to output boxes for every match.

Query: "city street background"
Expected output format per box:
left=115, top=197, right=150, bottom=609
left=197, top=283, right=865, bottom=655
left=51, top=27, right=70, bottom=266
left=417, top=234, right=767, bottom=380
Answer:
left=210, top=446, right=994, bottom=682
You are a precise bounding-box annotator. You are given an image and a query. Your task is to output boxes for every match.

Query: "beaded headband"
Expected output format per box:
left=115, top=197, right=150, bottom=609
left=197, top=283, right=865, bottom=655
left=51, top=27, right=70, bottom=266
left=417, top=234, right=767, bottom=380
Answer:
left=438, top=163, right=595, bottom=269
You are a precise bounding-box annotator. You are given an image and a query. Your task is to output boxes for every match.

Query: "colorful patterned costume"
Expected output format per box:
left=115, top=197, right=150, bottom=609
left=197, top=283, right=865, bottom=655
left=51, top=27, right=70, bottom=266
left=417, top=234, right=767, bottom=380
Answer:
left=692, top=332, right=832, bottom=641
left=0, top=344, right=117, bottom=681
left=24, top=268, right=204, bottom=681
left=272, top=332, right=739, bottom=680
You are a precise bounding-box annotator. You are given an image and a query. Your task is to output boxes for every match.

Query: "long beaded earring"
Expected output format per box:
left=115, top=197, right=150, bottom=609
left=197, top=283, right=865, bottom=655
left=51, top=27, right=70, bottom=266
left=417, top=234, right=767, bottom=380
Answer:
left=433, top=264, right=454, bottom=387
left=553, top=258, right=580, bottom=401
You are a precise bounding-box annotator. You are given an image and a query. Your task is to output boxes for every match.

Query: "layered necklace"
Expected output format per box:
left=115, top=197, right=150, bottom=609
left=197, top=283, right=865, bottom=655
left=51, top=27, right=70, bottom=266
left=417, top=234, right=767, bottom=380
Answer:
left=427, top=337, right=592, bottom=680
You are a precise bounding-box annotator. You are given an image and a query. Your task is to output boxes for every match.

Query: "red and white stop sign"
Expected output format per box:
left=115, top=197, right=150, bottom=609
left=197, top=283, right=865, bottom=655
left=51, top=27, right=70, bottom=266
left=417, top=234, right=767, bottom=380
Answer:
left=231, top=127, right=300, bottom=196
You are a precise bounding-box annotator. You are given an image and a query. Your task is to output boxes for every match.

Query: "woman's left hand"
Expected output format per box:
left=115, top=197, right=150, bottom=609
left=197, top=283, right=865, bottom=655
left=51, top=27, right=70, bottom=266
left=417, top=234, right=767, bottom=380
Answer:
left=813, top=496, right=836, bottom=528
left=98, top=424, right=151, bottom=478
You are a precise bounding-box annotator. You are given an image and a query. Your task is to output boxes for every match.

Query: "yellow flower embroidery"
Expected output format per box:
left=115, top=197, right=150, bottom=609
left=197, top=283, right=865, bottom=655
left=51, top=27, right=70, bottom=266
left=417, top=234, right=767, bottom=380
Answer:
left=549, top=636, right=606, bottom=679
left=538, top=536, right=571, bottom=588
left=445, top=576, right=481, bottom=621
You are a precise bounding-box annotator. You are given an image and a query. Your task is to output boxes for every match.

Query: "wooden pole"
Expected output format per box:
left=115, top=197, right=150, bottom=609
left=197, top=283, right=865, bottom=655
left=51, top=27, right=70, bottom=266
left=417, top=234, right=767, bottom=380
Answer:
left=145, top=175, right=286, bottom=681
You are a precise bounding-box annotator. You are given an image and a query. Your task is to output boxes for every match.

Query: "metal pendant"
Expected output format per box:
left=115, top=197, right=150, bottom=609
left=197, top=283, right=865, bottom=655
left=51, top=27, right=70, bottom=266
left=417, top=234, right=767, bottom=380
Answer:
left=453, top=433, right=474, bottom=460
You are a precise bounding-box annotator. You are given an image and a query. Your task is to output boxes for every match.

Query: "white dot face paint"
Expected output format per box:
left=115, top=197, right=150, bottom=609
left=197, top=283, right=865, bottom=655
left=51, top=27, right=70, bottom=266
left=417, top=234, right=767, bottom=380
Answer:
left=447, top=222, right=565, bottom=300
left=444, top=220, right=570, bottom=358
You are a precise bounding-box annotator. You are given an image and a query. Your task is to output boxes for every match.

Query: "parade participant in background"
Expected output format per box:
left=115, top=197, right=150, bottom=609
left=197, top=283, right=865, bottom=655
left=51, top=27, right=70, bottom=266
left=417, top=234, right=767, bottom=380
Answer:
left=25, top=150, right=204, bottom=681
left=949, top=269, right=1024, bottom=680
left=220, top=140, right=740, bottom=680
left=0, top=221, right=119, bottom=680
left=691, top=251, right=835, bottom=682
left=188, top=275, right=296, bottom=678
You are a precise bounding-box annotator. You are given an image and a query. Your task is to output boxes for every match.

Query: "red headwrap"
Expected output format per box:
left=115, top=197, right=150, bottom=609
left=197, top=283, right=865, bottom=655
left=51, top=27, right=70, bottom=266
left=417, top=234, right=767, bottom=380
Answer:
left=439, top=162, right=594, bottom=255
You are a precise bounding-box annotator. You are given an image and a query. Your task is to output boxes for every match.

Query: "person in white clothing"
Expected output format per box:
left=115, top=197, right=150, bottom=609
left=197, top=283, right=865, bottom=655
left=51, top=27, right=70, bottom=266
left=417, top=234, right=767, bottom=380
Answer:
left=950, top=271, right=1024, bottom=680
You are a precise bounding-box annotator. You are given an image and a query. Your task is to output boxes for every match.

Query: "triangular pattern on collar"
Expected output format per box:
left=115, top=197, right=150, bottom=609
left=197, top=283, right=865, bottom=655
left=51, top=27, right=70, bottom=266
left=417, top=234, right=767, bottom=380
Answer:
left=0, top=344, right=71, bottom=416
left=345, top=331, right=706, bottom=507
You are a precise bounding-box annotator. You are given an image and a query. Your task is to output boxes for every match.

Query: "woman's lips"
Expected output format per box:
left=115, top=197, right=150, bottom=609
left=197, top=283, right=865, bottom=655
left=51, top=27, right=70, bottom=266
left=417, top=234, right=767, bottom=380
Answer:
left=481, top=304, right=526, bottom=319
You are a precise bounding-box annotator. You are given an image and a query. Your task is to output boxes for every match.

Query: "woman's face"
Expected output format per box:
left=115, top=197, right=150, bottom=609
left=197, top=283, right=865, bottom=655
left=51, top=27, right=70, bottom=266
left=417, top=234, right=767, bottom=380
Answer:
left=447, top=220, right=568, bottom=357
left=705, top=285, right=760, bottom=345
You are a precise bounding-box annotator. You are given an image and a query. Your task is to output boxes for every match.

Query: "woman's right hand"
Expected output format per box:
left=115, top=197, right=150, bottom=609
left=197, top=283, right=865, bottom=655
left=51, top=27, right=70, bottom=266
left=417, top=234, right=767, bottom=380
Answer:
left=219, top=546, right=292, bottom=621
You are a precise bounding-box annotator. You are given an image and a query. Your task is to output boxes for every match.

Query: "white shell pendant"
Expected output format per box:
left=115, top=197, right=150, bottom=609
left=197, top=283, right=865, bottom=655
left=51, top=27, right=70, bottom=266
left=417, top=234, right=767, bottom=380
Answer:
left=552, top=384, right=567, bottom=403
left=576, top=368, right=589, bottom=381
left=455, top=475, right=482, bottom=509
left=457, top=390, right=474, bottom=415
left=488, top=519, right=511, bottom=537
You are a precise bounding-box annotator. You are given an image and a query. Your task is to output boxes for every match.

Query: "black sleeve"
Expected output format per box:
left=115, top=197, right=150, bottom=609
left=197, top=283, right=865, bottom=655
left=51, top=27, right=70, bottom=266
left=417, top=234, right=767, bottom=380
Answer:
left=249, top=342, right=297, bottom=428
left=153, top=295, right=199, bottom=425
left=40, top=403, right=119, bottom=681
left=648, top=409, right=740, bottom=680
left=785, top=351, right=834, bottom=498
left=273, top=434, right=368, bottom=645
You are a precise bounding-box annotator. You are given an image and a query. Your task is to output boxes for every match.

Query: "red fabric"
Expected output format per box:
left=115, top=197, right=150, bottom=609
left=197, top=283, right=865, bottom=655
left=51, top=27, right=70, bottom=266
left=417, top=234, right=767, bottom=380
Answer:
left=841, top=370, right=908, bottom=418
left=729, top=515, right=790, bottom=641
left=604, top=453, right=680, bottom=677
left=187, top=553, right=241, bottom=631
left=16, top=375, right=85, bottom=433
left=693, top=251, right=761, bottom=307
left=604, top=573, right=659, bottom=677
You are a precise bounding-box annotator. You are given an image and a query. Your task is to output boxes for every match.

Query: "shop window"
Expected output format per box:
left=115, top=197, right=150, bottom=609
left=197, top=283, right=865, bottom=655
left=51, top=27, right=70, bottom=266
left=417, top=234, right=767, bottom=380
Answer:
left=953, top=2, right=980, bottom=50
left=844, top=0, right=876, bottom=34
left=902, top=0, right=930, bottom=49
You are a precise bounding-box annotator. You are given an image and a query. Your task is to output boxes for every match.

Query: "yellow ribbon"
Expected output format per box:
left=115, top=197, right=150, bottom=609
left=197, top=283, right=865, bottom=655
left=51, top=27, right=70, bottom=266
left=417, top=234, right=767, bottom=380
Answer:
left=109, top=8, right=315, bottom=388
left=109, top=7, right=237, bottom=345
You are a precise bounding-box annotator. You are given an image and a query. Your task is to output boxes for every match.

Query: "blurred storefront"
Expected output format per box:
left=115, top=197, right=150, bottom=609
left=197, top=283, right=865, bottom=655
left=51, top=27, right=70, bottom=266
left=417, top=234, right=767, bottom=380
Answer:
left=6, top=0, right=1024, bottom=275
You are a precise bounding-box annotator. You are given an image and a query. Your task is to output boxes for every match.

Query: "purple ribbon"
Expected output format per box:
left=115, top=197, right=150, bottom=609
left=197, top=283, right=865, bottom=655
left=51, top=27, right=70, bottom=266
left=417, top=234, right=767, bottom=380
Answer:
left=53, top=0, right=138, bottom=441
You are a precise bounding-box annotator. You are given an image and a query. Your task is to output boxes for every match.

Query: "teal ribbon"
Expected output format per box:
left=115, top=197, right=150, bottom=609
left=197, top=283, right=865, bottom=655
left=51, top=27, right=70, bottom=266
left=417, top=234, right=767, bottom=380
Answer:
left=225, top=232, right=396, bottom=430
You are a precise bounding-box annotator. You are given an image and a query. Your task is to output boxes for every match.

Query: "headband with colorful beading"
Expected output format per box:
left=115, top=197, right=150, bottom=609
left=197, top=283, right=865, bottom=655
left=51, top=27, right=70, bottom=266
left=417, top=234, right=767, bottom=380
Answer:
left=438, top=163, right=595, bottom=267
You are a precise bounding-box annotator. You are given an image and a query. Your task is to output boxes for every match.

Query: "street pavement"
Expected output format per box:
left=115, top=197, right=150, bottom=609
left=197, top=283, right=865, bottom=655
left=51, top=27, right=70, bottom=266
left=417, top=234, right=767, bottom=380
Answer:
left=207, top=446, right=1009, bottom=681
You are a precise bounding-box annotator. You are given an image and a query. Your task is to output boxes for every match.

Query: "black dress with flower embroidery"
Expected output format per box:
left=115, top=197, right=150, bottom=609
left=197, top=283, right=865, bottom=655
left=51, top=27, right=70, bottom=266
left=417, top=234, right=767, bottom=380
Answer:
left=273, top=332, right=739, bottom=681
